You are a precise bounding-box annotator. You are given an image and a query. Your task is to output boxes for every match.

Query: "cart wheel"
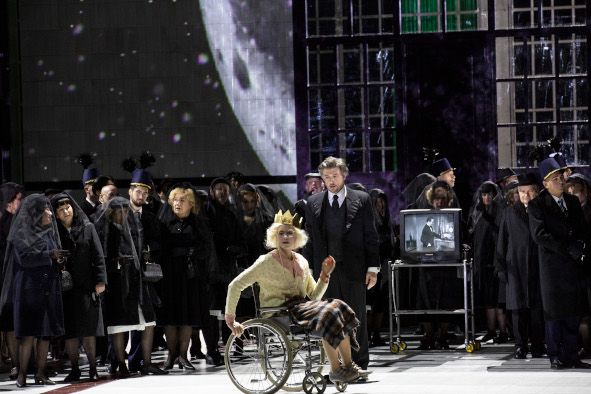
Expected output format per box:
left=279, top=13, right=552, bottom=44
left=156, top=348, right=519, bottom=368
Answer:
left=335, top=381, right=347, bottom=392
left=475, top=341, right=482, bottom=351
left=302, top=372, right=326, bottom=394
left=465, top=342, right=474, bottom=353
left=399, top=341, right=407, bottom=351
left=390, top=343, right=400, bottom=353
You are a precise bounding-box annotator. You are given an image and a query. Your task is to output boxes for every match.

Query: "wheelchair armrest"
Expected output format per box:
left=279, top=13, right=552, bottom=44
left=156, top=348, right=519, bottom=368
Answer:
left=259, top=306, right=289, bottom=315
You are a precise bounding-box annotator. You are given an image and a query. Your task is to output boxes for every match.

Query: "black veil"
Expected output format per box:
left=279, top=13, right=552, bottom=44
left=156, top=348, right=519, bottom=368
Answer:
left=467, top=181, right=503, bottom=234
left=93, top=196, right=141, bottom=272
left=0, top=194, right=61, bottom=308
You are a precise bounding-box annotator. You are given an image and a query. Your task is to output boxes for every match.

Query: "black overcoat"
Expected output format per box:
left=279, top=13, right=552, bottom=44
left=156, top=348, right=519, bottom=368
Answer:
left=528, top=190, right=589, bottom=320
left=58, top=221, right=107, bottom=337
left=495, top=202, right=541, bottom=310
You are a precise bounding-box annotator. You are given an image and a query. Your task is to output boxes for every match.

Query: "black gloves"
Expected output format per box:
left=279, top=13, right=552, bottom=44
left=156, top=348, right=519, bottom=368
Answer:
left=567, top=240, right=585, bottom=263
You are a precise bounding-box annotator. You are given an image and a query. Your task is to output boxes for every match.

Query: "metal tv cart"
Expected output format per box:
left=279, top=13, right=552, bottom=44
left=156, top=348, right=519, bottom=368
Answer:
left=388, top=248, right=480, bottom=353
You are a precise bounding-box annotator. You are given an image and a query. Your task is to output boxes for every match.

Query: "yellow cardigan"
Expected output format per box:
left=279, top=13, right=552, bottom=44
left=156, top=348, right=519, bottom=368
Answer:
left=225, top=251, right=328, bottom=316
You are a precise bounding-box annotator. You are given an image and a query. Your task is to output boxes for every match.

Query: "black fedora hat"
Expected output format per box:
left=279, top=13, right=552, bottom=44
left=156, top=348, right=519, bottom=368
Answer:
left=517, top=172, right=539, bottom=186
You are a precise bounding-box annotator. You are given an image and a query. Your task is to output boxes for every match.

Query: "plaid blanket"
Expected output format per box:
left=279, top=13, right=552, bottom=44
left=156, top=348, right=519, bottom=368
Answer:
left=285, top=298, right=360, bottom=351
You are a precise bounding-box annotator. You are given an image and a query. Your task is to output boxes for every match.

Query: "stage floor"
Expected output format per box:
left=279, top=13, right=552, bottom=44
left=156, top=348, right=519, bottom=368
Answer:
left=1, top=335, right=590, bottom=394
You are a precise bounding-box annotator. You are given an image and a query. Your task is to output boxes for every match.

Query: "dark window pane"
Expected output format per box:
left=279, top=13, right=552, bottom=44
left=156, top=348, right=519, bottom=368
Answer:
left=343, top=88, right=364, bottom=128
left=534, top=38, right=553, bottom=75
left=578, top=124, right=589, bottom=141
left=516, top=125, right=531, bottom=143
left=535, top=110, right=555, bottom=122
left=535, top=80, right=554, bottom=108
left=554, top=9, right=572, bottom=26
left=575, top=8, right=586, bottom=25
left=345, top=149, right=363, bottom=171
left=319, top=49, right=337, bottom=83
left=513, top=11, right=531, bottom=28
left=385, top=149, right=395, bottom=171
left=536, top=124, right=554, bottom=141
left=558, top=41, right=574, bottom=75
left=369, top=149, right=382, bottom=172
left=309, top=88, right=337, bottom=130
left=561, top=125, right=574, bottom=142
left=309, top=132, right=321, bottom=149
left=345, top=132, right=363, bottom=149
left=577, top=143, right=589, bottom=165
left=342, top=45, right=362, bottom=83
left=516, top=145, right=531, bottom=167
left=576, top=78, right=588, bottom=107
left=514, top=42, right=526, bottom=76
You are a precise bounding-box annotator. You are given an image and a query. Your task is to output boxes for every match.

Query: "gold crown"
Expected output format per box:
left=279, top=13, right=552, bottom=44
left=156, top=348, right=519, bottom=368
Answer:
left=274, top=210, right=303, bottom=229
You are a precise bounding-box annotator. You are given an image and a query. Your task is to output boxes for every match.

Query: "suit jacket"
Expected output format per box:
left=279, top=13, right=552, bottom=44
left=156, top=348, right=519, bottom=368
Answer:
left=303, top=186, right=379, bottom=282
left=528, top=190, right=589, bottom=320
left=420, top=224, right=439, bottom=248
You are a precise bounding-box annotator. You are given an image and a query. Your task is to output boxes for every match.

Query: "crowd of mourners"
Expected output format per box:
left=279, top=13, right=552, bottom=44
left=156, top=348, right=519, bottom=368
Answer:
left=0, top=149, right=590, bottom=387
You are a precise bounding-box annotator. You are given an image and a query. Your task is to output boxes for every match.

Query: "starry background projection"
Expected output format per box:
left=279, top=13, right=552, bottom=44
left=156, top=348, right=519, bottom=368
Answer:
left=18, top=0, right=296, bottom=198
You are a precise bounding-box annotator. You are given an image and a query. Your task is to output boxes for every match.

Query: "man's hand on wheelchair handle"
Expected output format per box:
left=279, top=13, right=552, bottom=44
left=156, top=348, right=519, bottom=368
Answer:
left=225, top=313, right=245, bottom=337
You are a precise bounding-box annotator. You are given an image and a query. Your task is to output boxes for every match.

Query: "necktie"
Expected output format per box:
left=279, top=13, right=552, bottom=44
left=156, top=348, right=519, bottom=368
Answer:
left=332, top=194, right=339, bottom=210
left=557, top=198, right=567, bottom=215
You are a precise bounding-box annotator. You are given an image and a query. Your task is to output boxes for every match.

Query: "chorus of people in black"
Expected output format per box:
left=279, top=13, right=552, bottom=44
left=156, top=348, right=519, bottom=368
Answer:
left=3, top=153, right=591, bottom=385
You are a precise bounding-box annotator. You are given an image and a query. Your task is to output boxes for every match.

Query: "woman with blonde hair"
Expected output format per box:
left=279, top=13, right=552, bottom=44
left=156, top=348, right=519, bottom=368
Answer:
left=158, top=185, right=213, bottom=370
left=225, top=210, right=369, bottom=383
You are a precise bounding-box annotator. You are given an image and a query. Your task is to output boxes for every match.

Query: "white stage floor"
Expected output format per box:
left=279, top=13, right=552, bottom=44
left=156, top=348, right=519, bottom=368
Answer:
left=1, top=340, right=591, bottom=394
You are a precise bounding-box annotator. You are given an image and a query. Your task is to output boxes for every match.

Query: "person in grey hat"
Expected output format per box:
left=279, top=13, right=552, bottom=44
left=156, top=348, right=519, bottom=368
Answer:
left=528, top=158, right=590, bottom=369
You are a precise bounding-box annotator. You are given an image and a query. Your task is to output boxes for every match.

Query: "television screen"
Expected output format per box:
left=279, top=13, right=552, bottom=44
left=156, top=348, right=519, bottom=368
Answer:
left=400, top=208, right=461, bottom=262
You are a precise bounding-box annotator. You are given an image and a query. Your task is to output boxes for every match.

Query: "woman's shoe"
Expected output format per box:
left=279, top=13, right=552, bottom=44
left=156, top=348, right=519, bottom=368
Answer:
left=117, top=362, right=130, bottom=379
left=62, top=367, right=81, bottom=382
left=89, top=366, right=100, bottom=381
left=141, top=363, right=169, bottom=375
left=15, top=375, right=26, bottom=388
left=178, top=356, right=196, bottom=371
left=34, top=375, right=56, bottom=385
left=162, top=354, right=177, bottom=370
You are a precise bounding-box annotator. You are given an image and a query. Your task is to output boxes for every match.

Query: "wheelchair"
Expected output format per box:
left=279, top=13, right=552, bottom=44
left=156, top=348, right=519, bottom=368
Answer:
left=224, top=289, right=349, bottom=394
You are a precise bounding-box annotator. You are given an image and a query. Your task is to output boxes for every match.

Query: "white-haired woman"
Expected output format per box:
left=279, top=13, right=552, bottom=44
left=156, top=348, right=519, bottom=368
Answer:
left=225, top=211, right=368, bottom=383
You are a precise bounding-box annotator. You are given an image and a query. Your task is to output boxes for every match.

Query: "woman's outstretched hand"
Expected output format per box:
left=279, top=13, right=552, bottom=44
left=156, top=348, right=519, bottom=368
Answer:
left=319, top=255, right=336, bottom=282
left=322, top=255, right=336, bottom=276
left=225, top=313, right=245, bottom=337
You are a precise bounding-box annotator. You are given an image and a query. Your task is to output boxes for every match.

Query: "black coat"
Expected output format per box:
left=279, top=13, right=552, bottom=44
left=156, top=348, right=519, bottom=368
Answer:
left=528, top=190, right=589, bottom=320
left=13, top=233, right=64, bottom=337
left=303, top=187, right=379, bottom=282
left=58, top=221, right=107, bottom=337
left=158, top=214, right=212, bottom=326
left=495, top=203, right=541, bottom=310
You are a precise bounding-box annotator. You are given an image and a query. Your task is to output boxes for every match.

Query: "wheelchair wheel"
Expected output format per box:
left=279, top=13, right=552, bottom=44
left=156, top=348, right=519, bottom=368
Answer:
left=335, top=381, right=347, bottom=392
left=302, top=372, right=326, bottom=394
left=225, top=318, right=292, bottom=394
left=281, top=338, right=326, bottom=392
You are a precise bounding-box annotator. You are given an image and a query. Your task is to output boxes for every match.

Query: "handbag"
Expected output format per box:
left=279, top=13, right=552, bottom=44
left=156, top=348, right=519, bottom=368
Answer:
left=141, top=247, right=163, bottom=282
left=143, top=261, right=163, bottom=282
left=61, top=270, right=73, bottom=291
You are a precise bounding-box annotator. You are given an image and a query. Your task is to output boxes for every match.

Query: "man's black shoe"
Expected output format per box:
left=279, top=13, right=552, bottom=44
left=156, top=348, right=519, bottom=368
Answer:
left=514, top=347, right=527, bottom=359
left=206, top=352, right=224, bottom=367
left=550, top=359, right=568, bottom=370
left=572, top=360, right=591, bottom=369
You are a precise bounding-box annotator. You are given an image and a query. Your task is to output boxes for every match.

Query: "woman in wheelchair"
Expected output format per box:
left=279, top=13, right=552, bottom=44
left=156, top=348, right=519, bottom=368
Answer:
left=225, top=210, right=368, bottom=384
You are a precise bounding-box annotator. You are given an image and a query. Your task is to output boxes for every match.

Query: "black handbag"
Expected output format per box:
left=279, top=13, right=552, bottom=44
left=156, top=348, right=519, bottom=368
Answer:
left=61, top=270, right=73, bottom=291
left=143, top=262, right=163, bottom=282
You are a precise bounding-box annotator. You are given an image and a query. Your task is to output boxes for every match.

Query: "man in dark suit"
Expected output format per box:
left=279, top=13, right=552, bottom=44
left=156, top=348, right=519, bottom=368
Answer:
left=528, top=158, right=591, bottom=369
left=420, top=217, right=440, bottom=249
left=303, top=156, right=379, bottom=374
